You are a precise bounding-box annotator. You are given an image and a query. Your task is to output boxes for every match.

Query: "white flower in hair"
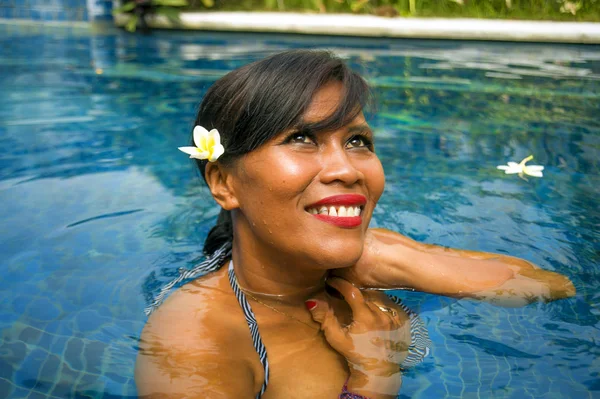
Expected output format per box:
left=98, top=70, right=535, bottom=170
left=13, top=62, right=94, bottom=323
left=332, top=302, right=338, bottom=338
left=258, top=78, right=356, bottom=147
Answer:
left=497, top=155, right=544, bottom=179
left=178, top=126, right=225, bottom=162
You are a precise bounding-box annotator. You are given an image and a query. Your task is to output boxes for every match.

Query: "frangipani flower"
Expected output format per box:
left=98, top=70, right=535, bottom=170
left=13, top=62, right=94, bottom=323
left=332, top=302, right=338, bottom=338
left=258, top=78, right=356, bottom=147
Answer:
left=497, top=155, right=544, bottom=179
left=178, top=126, right=225, bottom=162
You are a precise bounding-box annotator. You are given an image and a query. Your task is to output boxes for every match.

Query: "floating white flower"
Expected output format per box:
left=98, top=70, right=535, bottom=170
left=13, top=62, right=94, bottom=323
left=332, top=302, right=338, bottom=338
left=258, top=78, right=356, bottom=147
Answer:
left=178, top=126, right=225, bottom=162
left=497, top=155, right=544, bottom=179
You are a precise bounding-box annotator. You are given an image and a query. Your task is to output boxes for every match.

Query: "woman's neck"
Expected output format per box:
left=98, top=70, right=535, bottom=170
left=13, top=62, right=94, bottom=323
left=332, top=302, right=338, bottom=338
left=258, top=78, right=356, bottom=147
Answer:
left=231, top=241, right=328, bottom=304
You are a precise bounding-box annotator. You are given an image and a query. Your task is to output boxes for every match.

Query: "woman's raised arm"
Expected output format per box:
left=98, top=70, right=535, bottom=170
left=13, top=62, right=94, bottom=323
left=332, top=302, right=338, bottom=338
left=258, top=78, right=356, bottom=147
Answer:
left=334, top=228, right=575, bottom=307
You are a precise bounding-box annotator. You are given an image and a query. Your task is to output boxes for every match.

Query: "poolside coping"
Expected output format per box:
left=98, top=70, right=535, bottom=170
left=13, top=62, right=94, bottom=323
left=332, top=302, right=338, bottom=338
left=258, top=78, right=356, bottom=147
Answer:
left=112, top=12, right=600, bottom=44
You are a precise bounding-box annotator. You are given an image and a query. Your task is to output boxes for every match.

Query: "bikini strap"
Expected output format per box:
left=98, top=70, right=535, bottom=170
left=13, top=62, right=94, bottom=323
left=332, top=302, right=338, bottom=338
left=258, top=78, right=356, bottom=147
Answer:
left=388, top=295, right=431, bottom=370
left=228, top=260, right=270, bottom=399
left=145, top=241, right=232, bottom=315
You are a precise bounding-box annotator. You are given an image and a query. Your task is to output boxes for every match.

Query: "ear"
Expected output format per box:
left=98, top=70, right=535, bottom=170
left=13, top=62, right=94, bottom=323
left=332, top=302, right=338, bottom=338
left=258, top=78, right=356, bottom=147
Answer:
left=204, top=162, right=240, bottom=210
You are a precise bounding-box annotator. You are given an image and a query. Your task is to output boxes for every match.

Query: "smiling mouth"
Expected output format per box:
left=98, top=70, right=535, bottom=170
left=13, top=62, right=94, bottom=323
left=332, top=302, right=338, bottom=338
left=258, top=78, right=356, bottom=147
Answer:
left=305, top=194, right=366, bottom=228
left=306, top=205, right=363, bottom=217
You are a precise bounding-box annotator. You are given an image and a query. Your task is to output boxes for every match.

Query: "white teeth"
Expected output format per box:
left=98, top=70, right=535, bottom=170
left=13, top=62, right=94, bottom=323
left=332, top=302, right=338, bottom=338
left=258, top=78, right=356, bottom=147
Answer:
left=308, top=205, right=363, bottom=217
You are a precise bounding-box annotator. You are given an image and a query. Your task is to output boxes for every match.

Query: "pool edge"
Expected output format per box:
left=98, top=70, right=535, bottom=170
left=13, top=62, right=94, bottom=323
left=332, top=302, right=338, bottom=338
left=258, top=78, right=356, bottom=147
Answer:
left=2, top=14, right=600, bottom=44
left=112, top=12, right=600, bottom=44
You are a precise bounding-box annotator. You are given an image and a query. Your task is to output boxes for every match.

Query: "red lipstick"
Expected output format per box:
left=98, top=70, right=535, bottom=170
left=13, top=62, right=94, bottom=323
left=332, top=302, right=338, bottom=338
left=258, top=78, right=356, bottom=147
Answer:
left=306, top=194, right=366, bottom=229
left=313, top=214, right=362, bottom=228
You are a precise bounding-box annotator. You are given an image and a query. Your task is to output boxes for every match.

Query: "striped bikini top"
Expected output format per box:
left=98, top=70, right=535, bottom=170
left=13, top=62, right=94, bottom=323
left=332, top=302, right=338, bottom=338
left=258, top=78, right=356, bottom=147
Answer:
left=227, top=260, right=270, bottom=399
left=146, top=243, right=430, bottom=399
left=226, top=260, right=431, bottom=399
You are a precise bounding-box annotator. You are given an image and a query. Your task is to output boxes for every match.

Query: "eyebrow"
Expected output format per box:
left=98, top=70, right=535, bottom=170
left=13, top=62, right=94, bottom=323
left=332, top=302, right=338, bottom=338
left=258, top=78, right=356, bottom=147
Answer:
left=347, top=124, right=373, bottom=135
left=290, top=122, right=373, bottom=136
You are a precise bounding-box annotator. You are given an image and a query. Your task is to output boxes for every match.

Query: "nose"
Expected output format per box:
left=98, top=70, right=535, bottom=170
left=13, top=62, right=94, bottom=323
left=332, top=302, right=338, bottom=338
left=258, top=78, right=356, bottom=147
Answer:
left=318, top=145, right=364, bottom=186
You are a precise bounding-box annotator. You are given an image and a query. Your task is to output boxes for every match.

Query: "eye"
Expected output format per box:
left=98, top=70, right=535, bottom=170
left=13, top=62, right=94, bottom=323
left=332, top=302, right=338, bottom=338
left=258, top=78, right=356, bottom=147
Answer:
left=285, top=132, right=316, bottom=145
left=346, top=135, right=373, bottom=150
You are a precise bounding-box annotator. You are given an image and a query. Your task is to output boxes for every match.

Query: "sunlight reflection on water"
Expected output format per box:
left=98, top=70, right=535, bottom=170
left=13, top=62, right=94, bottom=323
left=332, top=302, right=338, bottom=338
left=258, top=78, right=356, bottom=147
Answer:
left=0, top=23, right=598, bottom=398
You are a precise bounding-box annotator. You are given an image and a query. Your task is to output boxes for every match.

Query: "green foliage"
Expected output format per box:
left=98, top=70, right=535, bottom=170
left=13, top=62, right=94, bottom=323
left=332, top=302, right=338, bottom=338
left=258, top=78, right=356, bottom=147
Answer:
left=155, top=6, right=184, bottom=19
left=264, top=0, right=278, bottom=9
left=154, top=0, right=189, bottom=6
left=181, top=0, right=599, bottom=21
left=125, top=13, right=138, bottom=31
left=112, top=1, right=136, bottom=14
left=350, top=0, right=369, bottom=12
left=114, top=0, right=192, bottom=32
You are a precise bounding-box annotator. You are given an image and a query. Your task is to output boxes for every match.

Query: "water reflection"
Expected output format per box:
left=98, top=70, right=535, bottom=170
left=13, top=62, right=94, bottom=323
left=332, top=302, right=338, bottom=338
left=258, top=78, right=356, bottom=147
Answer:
left=0, top=23, right=598, bottom=398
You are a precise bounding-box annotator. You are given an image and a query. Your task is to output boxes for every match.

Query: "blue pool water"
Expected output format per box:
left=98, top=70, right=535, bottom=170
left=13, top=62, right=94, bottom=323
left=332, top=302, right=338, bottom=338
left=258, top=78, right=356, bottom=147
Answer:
left=0, top=22, right=599, bottom=398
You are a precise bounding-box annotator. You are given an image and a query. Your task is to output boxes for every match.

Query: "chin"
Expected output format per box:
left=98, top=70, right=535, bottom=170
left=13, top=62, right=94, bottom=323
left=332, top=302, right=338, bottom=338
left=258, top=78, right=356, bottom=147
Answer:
left=310, top=238, right=364, bottom=270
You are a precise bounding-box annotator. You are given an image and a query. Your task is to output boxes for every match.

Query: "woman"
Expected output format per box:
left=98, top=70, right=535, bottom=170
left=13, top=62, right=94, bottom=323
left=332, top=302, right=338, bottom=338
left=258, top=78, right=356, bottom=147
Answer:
left=135, top=50, right=575, bottom=399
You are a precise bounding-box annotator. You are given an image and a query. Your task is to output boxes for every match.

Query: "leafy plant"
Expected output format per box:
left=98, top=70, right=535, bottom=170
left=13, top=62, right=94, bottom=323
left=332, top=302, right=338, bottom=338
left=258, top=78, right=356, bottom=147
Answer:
left=195, top=0, right=600, bottom=21
left=113, top=0, right=196, bottom=32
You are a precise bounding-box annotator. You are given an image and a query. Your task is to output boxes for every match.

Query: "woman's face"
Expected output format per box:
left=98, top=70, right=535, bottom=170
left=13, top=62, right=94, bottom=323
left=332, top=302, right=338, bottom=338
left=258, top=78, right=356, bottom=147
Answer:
left=228, top=81, right=385, bottom=270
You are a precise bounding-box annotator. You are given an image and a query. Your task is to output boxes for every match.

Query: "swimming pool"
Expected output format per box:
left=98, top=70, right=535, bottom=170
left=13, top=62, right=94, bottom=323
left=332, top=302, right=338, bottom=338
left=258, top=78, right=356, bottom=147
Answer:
left=0, top=22, right=598, bottom=398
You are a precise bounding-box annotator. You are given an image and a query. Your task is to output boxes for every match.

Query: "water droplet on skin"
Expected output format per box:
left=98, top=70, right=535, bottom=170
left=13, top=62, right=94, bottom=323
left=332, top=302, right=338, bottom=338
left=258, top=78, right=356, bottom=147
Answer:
left=268, top=229, right=272, bottom=234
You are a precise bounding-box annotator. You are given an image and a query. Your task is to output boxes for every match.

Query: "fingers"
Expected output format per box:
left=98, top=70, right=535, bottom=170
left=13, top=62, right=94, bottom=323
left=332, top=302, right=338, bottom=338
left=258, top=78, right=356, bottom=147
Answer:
left=306, top=295, right=412, bottom=379
left=370, top=337, right=409, bottom=353
left=305, top=299, right=347, bottom=352
left=362, top=292, right=408, bottom=324
left=305, top=299, right=328, bottom=324
left=326, top=277, right=372, bottom=320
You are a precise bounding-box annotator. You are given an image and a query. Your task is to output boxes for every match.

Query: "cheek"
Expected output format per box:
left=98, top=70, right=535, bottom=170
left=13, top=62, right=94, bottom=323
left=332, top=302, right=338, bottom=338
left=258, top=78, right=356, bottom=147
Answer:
left=273, top=157, right=309, bottom=184
left=366, top=159, right=385, bottom=202
left=259, top=152, right=316, bottom=189
left=239, top=153, right=316, bottom=207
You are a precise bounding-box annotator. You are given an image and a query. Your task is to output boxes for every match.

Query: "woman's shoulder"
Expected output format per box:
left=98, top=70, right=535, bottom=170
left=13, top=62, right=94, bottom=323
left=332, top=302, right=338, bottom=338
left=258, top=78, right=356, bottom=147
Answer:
left=136, top=266, right=264, bottom=396
left=142, top=266, right=246, bottom=344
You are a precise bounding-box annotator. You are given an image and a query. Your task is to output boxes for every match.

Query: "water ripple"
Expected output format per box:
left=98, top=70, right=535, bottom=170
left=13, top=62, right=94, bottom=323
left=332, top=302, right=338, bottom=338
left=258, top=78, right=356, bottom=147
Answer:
left=66, top=209, right=144, bottom=228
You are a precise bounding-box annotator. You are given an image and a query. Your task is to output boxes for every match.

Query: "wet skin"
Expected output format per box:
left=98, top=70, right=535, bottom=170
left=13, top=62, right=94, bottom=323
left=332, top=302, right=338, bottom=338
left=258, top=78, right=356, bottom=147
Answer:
left=216, top=81, right=385, bottom=297
left=135, top=79, right=576, bottom=397
left=135, top=82, right=409, bottom=398
left=136, top=268, right=411, bottom=398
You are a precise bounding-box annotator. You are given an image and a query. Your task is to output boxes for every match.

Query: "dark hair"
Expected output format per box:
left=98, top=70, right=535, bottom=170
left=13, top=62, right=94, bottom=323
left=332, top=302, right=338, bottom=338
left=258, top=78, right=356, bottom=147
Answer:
left=192, top=50, right=371, bottom=255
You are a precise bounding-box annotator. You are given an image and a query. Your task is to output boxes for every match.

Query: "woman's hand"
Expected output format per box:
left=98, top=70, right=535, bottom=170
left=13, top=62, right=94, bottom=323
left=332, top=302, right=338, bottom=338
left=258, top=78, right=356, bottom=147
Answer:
left=306, top=278, right=410, bottom=398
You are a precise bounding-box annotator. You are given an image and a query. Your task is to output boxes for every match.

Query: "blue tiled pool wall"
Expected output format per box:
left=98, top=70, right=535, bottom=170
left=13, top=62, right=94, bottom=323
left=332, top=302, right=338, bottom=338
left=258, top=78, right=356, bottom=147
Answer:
left=0, top=0, right=113, bottom=21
